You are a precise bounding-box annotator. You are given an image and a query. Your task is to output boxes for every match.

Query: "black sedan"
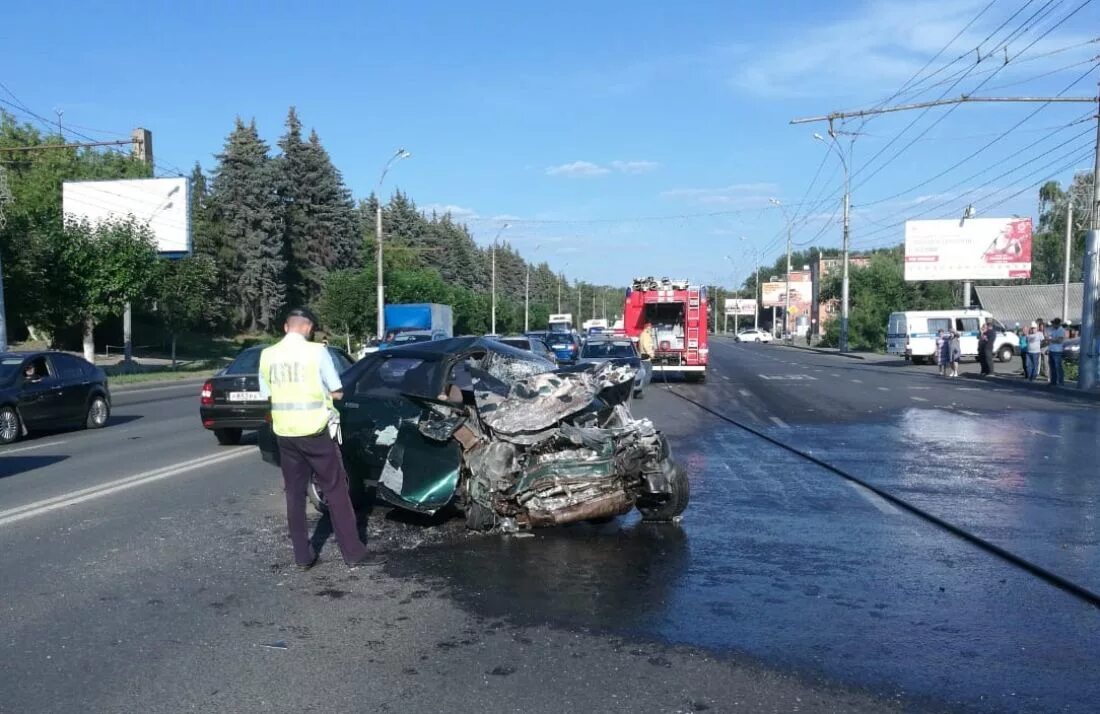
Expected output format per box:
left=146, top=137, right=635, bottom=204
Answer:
left=0, top=351, right=111, bottom=445
left=200, top=344, right=353, bottom=445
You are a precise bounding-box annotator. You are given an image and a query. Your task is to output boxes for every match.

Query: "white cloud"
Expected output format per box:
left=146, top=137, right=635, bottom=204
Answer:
left=610, top=160, right=660, bottom=175
left=421, top=203, right=478, bottom=219
left=731, top=0, right=1096, bottom=97
left=546, top=161, right=612, bottom=178
left=490, top=213, right=524, bottom=222
left=661, top=183, right=779, bottom=206
left=546, top=159, right=661, bottom=178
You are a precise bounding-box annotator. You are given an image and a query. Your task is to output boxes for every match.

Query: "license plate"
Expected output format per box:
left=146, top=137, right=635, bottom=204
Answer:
left=228, top=391, right=264, bottom=402
left=552, top=345, right=568, bottom=350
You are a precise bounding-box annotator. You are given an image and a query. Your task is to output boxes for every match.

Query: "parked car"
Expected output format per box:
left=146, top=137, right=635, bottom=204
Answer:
left=258, top=336, right=688, bottom=529
left=577, top=336, right=650, bottom=399
left=544, top=332, right=583, bottom=364
left=0, top=351, right=111, bottom=445
left=1063, top=337, right=1080, bottom=362
left=200, top=344, right=353, bottom=445
left=736, top=328, right=773, bottom=343
left=493, top=335, right=557, bottom=363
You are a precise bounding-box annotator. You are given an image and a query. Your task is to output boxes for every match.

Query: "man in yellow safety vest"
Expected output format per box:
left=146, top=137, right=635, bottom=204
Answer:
left=259, top=308, right=383, bottom=569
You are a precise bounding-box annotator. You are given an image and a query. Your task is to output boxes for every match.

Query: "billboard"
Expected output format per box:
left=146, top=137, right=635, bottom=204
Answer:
left=724, top=298, right=756, bottom=316
left=63, top=177, right=191, bottom=256
left=761, top=282, right=786, bottom=307
left=904, top=217, right=1031, bottom=281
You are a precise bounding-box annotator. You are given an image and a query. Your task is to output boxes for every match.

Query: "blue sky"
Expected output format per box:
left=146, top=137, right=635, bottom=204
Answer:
left=3, top=0, right=1098, bottom=288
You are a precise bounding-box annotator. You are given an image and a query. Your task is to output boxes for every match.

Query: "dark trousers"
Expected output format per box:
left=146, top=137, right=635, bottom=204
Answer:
left=277, top=432, right=367, bottom=565
left=1049, top=352, right=1065, bottom=386
left=1019, top=352, right=1027, bottom=375
left=980, top=347, right=994, bottom=375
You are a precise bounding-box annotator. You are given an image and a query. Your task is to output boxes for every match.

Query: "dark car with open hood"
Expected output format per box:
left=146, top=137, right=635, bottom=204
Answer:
left=0, top=351, right=111, bottom=445
left=258, top=336, right=688, bottom=529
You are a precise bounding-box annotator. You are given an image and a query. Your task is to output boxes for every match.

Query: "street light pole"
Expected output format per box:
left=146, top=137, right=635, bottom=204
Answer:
left=375, top=148, right=411, bottom=340
left=490, top=223, right=510, bottom=335
left=814, top=131, right=851, bottom=352
left=1079, top=89, right=1100, bottom=390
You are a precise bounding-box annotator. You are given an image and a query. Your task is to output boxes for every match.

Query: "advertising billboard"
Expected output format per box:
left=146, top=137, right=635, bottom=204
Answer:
left=63, top=177, right=191, bottom=256
left=761, top=282, right=786, bottom=307
left=724, top=298, right=757, bottom=316
left=904, top=217, right=1032, bottom=281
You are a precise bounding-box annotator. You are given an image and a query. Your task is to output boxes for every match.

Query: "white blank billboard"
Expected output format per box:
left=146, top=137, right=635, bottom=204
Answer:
left=724, top=298, right=757, bottom=316
left=904, top=217, right=1031, bottom=281
left=63, top=178, right=191, bottom=256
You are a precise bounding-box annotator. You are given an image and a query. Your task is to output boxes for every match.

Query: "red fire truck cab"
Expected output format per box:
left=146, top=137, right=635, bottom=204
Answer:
left=622, top=277, right=708, bottom=382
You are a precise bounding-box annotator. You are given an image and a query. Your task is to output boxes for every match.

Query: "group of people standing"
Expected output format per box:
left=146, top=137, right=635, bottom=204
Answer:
left=1016, top=318, right=1069, bottom=386
left=931, top=318, right=1070, bottom=385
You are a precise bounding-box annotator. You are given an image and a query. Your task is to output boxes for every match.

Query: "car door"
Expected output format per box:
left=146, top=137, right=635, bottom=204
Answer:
left=52, top=354, right=92, bottom=423
left=17, top=356, right=64, bottom=428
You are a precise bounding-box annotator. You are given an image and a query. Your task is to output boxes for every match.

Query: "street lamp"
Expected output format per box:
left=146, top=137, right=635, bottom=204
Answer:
left=814, top=131, right=851, bottom=353
left=490, top=223, right=511, bottom=334
left=557, top=261, right=570, bottom=313
left=770, top=198, right=794, bottom=342
left=375, top=148, right=412, bottom=339
left=524, top=243, right=541, bottom=333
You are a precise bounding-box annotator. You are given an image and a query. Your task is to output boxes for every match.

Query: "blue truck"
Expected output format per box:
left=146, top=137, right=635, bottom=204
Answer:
left=380, top=303, right=454, bottom=349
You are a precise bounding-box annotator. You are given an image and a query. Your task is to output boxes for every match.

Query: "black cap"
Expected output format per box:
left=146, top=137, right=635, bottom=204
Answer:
left=286, top=307, right=319, bottom=326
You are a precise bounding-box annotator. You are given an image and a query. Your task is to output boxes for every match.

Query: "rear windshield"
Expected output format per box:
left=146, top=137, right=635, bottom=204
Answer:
left=582, top=342, right=636, bottom=358
left=0, top=357, right=26, bottom=385
left=225, top=347, right=263, bottom=375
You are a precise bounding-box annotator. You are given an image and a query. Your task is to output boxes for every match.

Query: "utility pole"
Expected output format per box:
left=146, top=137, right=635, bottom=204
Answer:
left=557, top=273, right=563, bottom=312
left=0, top=166, right=11, bottom=351
left=1064, top=199, right=1074, bottom=322
left=1078, top=89, right=1100, bottom=390
left=374, top=149, right=411, bottom=340
left=490, top=223, right=509, bottom=335
left=122, top=127, right=155, bottom=369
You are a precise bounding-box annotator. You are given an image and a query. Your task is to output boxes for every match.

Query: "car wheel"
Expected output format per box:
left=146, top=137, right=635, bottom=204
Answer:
left=997, top=345, right=1014, bottom=363
left=85, top=396, right=110, bottom=429
left=464, top=501, right=497, bottom=531
left=637, top=462, right=690, bottom=522
left=307, top=476, right=328, bottom=514
left=755, top=337, right=761, bottom=342
left=0, top=406, right=21, bottom=445
left=214, top=428, right=242, bottom=445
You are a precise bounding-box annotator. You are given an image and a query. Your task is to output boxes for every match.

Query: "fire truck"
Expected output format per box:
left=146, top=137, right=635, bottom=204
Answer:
left=622, top=277, right=708, bottom=382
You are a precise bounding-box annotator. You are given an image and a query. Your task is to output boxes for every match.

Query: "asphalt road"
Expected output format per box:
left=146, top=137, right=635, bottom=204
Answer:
left=0, top=348, right=1095, bottom=713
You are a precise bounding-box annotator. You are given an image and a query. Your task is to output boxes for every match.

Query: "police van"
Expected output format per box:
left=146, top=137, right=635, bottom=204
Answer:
left=886, top=309, right=1017, bottom=364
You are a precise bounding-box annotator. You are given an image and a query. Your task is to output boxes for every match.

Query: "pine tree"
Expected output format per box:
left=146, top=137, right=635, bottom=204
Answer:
left=276, top=108, right=360, bottom=306
left=210, top=118, right=285, bottom=331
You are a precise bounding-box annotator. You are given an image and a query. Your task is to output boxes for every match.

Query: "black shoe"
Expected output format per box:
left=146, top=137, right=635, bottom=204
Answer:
left=297, top=555, right=319, bottom=571
left=348, top=552, right=387, bottom=568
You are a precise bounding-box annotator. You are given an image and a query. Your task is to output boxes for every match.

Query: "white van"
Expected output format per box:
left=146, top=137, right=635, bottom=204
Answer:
left=886, top=309, right=1017, bottom=364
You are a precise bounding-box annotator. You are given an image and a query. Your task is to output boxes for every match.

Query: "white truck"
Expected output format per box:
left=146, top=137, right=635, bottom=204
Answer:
left=886, top=309, right=1017, bottom=364
left=548, top=313, right=574, bottom=335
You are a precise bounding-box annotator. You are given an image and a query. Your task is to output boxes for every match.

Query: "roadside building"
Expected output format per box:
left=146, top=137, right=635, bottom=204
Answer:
left=974, top=283, right=1083, bottom=328
left=809, top=255, right=872, bottom=336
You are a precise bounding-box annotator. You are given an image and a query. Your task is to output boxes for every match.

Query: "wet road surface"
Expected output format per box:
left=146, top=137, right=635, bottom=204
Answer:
left=1, top=348, right=1096, bottom=712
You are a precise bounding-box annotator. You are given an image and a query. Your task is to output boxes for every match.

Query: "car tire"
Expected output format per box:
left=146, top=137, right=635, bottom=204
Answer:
left=997, top=345, right=1014, bottom=363
left=464, top=501, right=497, bottom=531
left=0, top=405, right=21, bottom=445
left=85, top=395, right=110, bottom=429
left=637, top=462, right=690, bottom=522
left=755, top=337, right=761, bottom=343
left=214, top=428, right=242, bottom=445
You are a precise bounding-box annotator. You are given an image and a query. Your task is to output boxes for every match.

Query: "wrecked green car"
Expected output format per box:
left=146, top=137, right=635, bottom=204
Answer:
left=261, top=336, right=688, bottom=530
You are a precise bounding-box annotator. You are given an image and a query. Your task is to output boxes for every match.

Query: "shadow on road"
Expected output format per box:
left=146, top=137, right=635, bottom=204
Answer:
left=0, top=455, right=70, bottom=479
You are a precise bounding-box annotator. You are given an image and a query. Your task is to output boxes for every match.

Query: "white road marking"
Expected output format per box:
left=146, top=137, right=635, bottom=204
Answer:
left=844, top=481, right=901, bottom=515
left=876, top=387, right=890, bottom=392
left=738, top=389, right=752, bottom=397
left=1027, top=429, right=1062, bottom=439
left=850, top=379, right=863, bottom=384
left=722, top=375, right=731, bottom=381
left=0, top=448, right=252, bottom=527
left=957, top=409, right=980, bottom=416
left=769, top=416, right=790, bottom=429
left=0, top=440, right=72, bottom=456
left=957, top=387, right=978, bottom=391
left=910, top=396, right=929, bottom=402
left=759, top=374, right=817, bottom=381
left=907, top=386, right=931, bottom=390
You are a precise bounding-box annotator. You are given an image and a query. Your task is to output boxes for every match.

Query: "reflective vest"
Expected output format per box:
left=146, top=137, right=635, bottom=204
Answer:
left=259, top=337, right=331, bottom=437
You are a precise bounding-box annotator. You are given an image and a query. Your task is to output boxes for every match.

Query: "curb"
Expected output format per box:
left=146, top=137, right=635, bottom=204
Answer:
left=960, top=372, right=1100, bottom=403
